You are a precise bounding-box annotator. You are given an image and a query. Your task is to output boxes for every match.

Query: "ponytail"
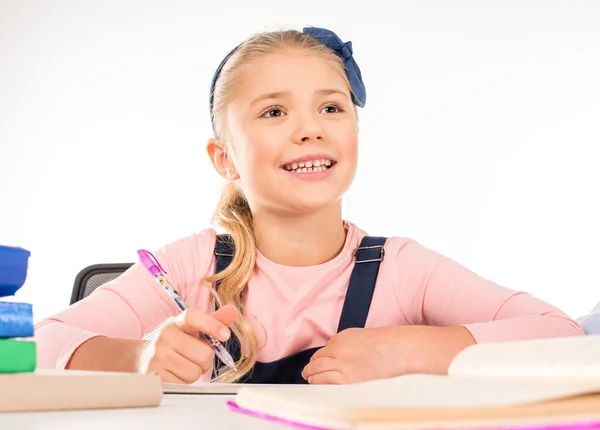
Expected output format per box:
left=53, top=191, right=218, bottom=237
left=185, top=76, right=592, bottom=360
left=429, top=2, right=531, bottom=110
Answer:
left=205, top=181, right=259, bottom=382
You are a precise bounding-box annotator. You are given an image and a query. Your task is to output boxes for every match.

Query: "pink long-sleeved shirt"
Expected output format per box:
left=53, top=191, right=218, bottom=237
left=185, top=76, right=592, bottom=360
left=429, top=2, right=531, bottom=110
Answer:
left=34, top=221, right=583, bottom=374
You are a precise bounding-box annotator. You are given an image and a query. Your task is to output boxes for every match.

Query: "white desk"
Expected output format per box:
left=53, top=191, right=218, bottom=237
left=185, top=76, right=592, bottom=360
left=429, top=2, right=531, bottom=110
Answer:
left=0, top=394, right=287, bottom=430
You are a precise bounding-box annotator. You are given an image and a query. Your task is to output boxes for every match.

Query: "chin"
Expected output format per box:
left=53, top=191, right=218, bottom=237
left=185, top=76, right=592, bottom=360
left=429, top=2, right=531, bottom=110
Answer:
left=263, top=167, right=355, bottom=214
left=283, top=190, right=346, bottom=214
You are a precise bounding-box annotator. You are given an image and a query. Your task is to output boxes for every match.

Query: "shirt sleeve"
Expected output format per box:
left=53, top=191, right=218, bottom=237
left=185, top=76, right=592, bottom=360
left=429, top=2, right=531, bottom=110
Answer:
left=34, top=228, right=218, bottom=369
left=389, top=238, right=584, bottom=343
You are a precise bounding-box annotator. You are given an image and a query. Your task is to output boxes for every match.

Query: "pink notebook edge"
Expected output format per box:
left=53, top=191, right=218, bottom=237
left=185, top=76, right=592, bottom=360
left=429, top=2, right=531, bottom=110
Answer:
left=226, top=401, right=600, bottom=430
left=226, top=400, right=330, bottom=430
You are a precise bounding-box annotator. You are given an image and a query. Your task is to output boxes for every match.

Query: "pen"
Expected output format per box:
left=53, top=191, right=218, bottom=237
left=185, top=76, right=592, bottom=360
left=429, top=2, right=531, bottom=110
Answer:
left=137, top=249, right=238, bottom=372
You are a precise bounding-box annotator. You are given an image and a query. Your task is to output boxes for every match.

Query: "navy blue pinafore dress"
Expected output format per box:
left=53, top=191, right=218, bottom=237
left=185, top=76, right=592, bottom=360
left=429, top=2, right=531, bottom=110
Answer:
left=211, top=234, right=387, bottom=384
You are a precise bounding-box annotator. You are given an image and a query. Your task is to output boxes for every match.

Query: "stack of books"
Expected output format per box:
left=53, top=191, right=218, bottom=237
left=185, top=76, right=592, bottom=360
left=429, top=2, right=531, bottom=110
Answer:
left=0, top=245, right=35, bottom=373
left=0, top=245, right=163, bottom=412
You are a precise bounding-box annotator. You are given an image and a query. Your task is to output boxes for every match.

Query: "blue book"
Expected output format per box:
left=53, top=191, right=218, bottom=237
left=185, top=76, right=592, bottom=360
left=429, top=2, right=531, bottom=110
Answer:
left=0, top=245, right=31, bottom=298
left=0, top=302, right=34, bottom=338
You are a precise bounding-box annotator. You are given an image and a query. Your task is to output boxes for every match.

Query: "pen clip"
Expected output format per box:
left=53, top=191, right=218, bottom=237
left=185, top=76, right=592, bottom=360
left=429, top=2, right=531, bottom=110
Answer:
left=137, top=249, right=167, bottom=276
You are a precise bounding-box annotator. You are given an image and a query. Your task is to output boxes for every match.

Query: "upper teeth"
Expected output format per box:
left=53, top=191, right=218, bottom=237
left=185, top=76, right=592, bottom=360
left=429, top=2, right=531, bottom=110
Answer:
left=283, top=159, right=333, bottom=172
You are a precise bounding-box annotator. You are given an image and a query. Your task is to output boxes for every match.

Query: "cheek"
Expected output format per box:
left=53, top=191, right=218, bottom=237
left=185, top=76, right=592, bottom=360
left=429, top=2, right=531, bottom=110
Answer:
left=233, top=133, right=280, bottom=180
left=256, top=128, right=285, bottom=162
left=336, top=119, right=359, bottom=155
left=341, top=133, right=359, bottom=163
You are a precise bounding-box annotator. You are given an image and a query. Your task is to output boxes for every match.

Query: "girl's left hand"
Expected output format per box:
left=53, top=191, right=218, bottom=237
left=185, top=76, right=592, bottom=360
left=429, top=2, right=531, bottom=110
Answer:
left=301, top=327, right=403, bottom=384
left=301, top=326, right=476, bottom=385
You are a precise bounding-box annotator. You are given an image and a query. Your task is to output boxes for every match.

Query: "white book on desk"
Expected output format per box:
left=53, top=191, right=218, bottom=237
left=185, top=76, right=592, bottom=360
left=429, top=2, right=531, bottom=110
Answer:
left=0, top=369, right=162, bottom=412
left=229, top=335, right=600, bottom=429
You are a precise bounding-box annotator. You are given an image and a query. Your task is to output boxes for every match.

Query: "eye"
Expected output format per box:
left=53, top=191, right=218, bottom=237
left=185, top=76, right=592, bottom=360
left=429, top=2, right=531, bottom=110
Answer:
left=321, top=103, right=344, bottom=114
left=261, top=106, right=286, bottom=118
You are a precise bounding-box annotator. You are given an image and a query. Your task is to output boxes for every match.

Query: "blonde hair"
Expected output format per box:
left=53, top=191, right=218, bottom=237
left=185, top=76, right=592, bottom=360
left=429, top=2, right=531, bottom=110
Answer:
left=205, top=29, right=352, bottom=383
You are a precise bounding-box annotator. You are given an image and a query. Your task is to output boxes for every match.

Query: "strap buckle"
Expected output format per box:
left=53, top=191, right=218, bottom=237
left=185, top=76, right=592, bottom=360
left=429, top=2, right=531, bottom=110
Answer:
left=353, top=245, right=385, bottom=264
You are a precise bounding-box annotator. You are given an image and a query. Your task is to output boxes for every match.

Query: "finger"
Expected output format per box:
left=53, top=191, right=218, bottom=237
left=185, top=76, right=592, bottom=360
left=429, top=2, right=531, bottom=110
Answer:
left=160, top=348, right=206, bottom=384
left=309, top=346, right=335, bottom=362
left=211, top=304, right=238, bottom=327
left=161, top=325, right=215, bottom=369
left=308, top=371, right=345, bottom=385
left=175, top=308, right=232, bottom=342
left=155, top=369, right=187, bottom=384
left=302, top=357, right=340, bottom=379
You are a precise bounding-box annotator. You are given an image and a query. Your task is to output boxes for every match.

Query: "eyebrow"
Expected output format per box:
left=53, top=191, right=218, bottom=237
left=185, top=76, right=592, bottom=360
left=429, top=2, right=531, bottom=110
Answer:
left=249, top=89, right=349, bottom=106
left=249, top=91, right=289, bottom=106
left=316, top=89, right=349, bottom=99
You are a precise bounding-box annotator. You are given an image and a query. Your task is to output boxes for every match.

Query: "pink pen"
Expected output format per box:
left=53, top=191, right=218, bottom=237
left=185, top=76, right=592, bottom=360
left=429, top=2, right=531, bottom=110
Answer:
left=137, top=249, right=238, bottom=371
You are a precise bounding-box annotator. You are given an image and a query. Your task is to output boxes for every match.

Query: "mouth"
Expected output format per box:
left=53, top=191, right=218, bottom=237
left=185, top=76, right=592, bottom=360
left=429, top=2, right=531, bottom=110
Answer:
left=281, top=158, right=337, bottom=174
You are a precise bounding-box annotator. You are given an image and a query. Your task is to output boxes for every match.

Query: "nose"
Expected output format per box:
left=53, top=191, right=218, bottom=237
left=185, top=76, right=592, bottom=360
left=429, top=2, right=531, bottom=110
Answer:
left=292, top=115, right=326, bottom=145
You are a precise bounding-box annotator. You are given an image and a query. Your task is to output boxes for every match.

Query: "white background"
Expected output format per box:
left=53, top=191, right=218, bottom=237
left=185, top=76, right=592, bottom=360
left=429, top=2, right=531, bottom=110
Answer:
left=1, top=0, right=599, bottom=323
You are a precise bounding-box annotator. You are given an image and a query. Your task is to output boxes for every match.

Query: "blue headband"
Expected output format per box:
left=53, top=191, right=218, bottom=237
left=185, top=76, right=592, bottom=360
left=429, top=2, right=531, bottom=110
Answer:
left=209, top=26, right=366, bottom=128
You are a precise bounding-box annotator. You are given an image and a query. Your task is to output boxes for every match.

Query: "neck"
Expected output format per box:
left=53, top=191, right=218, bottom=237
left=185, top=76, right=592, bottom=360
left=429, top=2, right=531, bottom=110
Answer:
left=252, top=203, right=347, bottom=267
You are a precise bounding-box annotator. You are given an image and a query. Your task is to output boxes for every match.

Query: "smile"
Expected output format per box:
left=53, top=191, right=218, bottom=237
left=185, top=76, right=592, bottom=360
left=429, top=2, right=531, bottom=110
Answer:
left=281, top=159, right=336, bottom=173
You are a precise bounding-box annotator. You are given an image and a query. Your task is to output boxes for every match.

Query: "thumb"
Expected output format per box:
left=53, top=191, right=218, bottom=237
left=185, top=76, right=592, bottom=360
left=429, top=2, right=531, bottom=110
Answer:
left=211, top=304, right=238, bottom=327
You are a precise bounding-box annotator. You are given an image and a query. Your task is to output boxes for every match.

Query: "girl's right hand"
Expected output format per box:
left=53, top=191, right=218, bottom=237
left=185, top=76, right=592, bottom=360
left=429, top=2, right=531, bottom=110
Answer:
left=137, top=304, right=238, bottom=383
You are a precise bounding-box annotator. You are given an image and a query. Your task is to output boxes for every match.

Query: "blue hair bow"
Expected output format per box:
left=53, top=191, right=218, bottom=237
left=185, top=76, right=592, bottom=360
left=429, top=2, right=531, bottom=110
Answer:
left=301, top=26, right=366, bottom=108
left=209, top=26, right=366, bottom=126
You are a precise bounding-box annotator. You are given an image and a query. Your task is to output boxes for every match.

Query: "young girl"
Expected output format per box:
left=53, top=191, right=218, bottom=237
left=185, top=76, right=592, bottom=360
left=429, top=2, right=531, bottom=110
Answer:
left=34, top=26, right=583, bottom=385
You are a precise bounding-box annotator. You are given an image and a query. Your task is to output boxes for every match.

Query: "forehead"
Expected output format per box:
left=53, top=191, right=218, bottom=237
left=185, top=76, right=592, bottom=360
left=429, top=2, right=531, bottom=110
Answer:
left=231, top=51, right=349, bottom=104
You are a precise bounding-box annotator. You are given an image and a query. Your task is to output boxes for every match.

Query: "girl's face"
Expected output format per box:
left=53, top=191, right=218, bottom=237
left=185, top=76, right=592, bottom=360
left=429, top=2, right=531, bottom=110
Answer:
left=211, top=50, right=359, bottom=216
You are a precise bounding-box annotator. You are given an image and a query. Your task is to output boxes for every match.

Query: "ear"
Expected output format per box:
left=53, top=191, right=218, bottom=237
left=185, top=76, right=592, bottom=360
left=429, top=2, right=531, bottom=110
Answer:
left=206, top=138, right=240, bottom=180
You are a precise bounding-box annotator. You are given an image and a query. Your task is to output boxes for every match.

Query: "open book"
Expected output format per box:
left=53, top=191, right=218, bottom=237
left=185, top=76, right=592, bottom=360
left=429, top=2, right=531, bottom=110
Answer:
left=230, top=335, right=600, bottom=430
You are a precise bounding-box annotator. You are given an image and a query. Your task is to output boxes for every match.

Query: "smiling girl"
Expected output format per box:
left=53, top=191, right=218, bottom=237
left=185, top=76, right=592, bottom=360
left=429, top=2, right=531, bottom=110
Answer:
left=34, top=26, right=583, bottom=385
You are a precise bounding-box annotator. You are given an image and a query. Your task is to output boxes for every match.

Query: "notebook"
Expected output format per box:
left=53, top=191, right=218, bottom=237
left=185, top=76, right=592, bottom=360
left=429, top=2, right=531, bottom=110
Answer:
left=0, top=245, right=30, bottom=298
left=162, top=381, right=303, bottom=394
left=0, top=302, right=34, bottom=338
left=0, top=339, right=36, bottom=373
left=0, top=369, right=162, bottom=412
left=229, top=335, right=600, bottom=430
left=163, top=382, right=247, bottom=394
